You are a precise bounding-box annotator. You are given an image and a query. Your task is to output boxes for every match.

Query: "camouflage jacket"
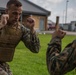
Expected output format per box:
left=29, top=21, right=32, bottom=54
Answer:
left=46, top=37, right=76, bottom=75
left=0, top=23, right=40, bottom=62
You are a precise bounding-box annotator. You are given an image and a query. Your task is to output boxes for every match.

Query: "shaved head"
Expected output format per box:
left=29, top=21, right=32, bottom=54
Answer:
left=6, top=0, right=22, bottom=9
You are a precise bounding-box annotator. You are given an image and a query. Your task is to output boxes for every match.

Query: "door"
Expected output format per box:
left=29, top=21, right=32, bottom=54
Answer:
left=39, top=18, right=45, bottom=31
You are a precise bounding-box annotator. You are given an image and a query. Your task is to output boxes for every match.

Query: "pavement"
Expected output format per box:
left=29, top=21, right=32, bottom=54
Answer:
left=38, top=31, right=76, bottom=36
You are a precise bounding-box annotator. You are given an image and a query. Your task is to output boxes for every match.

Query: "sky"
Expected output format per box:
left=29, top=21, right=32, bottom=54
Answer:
left=28, top=0, right=76, bottom=23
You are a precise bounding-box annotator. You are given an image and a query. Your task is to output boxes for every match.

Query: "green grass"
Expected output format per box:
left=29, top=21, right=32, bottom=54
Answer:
left=9, top=34, right=76, bottom=75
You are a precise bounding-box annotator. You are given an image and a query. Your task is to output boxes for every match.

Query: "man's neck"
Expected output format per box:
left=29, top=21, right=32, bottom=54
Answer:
left=7, top=21, right=19, bottom=26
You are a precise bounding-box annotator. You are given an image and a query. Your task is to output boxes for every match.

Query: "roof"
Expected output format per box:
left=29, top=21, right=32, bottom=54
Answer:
left=0, top=0, right=51, bottom=16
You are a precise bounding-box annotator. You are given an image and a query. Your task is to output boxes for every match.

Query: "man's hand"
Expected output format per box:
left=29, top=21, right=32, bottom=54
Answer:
left=26, top=17, right=35, bottom=33
left=52, top=29, right=66, bottom=39
left=52, top=16, right=66, bottom=39
left=0, top=14, right=9, bottom=28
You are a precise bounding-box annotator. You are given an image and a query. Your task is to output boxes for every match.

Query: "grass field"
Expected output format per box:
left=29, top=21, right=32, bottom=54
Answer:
left=9, top=34, right=76, bottom=75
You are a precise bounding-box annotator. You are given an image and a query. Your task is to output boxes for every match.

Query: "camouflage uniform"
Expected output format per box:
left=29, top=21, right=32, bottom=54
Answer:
left=0, top=23, right=40, bottom=75
left=46, top=37, right=76, bottom=75
left=0, top=62, right=12, bottom=75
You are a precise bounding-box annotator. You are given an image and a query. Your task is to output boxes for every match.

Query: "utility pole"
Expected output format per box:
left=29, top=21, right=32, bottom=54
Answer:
left=65, top=0, right=69, bottom=23
left=63, top=10, right=65, bottom=23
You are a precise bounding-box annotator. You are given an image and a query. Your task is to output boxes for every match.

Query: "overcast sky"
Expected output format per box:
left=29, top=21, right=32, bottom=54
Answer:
left=28, top=0, right=76, bottom=23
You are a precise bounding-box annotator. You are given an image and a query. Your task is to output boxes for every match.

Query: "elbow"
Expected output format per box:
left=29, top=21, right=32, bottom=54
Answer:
left=30, top=46, right=40, bottom=53
left=34, top=49, right=39, bottom=53
left=35, top=45, right=40, bottom=53
left=29, top=43, right=40, bottom=53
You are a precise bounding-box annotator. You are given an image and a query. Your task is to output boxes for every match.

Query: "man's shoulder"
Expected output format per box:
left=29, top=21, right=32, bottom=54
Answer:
left=18, top=22, right=30, bottom=33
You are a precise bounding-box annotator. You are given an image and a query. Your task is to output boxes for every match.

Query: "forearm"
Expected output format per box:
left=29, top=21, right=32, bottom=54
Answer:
left=29, top=31, right=40, bottom=53
left=0, top=22, right=5, bottom=29
left=46, top=37, right=61, bottom=61
left=22, top=30, right=40, bottom=53
left=46, top=36, right=62, bottom=75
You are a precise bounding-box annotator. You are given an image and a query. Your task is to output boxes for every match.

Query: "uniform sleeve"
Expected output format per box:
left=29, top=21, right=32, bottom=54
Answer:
left=21, top=27, right=40, bottom=53
left=46, top=37, right=76, bottom=75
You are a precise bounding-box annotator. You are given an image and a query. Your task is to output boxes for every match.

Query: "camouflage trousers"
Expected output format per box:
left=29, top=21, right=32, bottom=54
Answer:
left=0, top=62, right=12, bottom=75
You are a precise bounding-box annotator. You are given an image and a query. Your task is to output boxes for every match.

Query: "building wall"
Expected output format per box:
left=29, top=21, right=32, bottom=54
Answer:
left=63, top=24, right=69, bottom=30
left=71, top=22, right=76, bottom=31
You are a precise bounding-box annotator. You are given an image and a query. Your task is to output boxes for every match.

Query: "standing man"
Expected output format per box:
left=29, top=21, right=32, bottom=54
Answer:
left=46, top=29, right=76, bottom=75
left=0, top=0, right=40, bottom=75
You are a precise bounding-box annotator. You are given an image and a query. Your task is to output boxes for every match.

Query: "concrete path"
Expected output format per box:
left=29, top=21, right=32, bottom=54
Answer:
left=38, top=31, right=76, bottom=36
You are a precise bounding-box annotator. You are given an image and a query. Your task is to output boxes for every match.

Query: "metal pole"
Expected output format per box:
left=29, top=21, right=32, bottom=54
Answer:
left=63, top=10, right=65, bottom=23
left=65, top=0, right=69, bottom=23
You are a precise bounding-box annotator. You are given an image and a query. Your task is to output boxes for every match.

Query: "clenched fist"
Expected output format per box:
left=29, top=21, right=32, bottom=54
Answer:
left=26, top=17, right=35, bottom=33
left=52, top=29, right=66, bottom=39
left=0, top=14, right=9, bottom=29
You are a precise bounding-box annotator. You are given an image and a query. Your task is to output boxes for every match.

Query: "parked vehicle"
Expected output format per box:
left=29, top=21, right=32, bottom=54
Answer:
left=48, top=24, right=64, bottom=30
left=48, top=24, right=55, bottom=30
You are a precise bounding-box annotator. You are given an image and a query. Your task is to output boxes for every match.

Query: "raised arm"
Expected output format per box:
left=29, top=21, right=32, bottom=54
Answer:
left=21, top=17, right=40, bottom=53
left=46, top=16, right=76, bottom=75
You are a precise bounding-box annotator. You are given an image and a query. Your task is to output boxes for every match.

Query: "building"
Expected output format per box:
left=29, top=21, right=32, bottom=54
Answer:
left=0, top=0, right=51, bottom=31
left=60, top=21, right=76, bottom=31
left=63, top=23, right=70, bottom=31
left=70, top=21, right=76, bottom=31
